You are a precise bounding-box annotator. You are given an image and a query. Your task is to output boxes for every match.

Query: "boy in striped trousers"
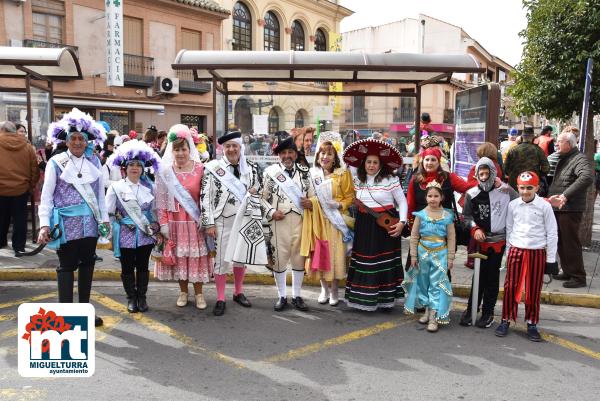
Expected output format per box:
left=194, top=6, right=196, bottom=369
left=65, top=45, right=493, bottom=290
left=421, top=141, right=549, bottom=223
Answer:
left=495, top=171, right=558, bottom=341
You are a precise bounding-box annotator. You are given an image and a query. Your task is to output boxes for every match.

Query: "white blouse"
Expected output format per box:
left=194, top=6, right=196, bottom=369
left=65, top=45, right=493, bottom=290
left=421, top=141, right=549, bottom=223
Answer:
left=353, top=174, right=408, bottom=221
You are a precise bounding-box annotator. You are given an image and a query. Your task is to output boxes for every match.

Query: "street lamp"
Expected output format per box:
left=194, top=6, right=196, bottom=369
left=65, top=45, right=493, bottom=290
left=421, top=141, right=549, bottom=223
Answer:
left=241, top=81, right=278, bottom=114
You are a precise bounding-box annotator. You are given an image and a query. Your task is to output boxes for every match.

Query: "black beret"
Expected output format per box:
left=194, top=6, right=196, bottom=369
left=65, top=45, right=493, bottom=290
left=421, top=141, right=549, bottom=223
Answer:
left=218, top=131, right=242, bottom=145
left=273, top=136, right=298, bottom=154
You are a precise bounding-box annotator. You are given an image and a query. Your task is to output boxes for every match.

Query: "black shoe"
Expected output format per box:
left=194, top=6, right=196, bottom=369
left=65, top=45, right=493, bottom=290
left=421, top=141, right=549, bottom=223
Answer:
left=552, top=273, right=570, bottom=281
left=127, top=297, right=139, bottom=313
left=274, top=297, right=288, bottom=312
left=291, top=296, right=309, bottom=312
left=14, top=251, right=25, bottom=257
left=213, top=300, right=226, bottom=316
left=563, top=279, right=586, bottom=289
left=476, top=313, right=494, bottom=329
left=527, top=323, right=542, bottom=342
left=95, top=316, right=103, bottom=327
left=136, top=271, right=150, bottom=312
left=233, top=293, right=252, bottom=307
left=415, top=306, right=426, bottom=313
left=459, top=310, right=472, bottom=327
left=137, top=297, right=148, bottom=313
left=494, top=320, right=510, bottom=337
left=93, top=254, right=103, bottom=262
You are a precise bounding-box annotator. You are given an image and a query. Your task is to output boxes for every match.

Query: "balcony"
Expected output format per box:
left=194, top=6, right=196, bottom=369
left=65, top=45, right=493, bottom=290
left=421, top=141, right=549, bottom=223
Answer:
left=124, top=54, right=154, bottom=87
left=22, top=39, right=79, bottom=58
left=393, top=107, right=415, bottom=122
left=443, top=108, right=455, bottom=124
left=175, top=70, right=211, bottom=94
left=345, top=108, right=368, bottom=123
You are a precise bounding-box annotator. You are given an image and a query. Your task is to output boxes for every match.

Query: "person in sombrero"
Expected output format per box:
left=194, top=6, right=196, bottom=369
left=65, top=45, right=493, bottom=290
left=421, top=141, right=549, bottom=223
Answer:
left=342, top=138, right=407, bottom=311
left=37, top=108, right=109, bottom=327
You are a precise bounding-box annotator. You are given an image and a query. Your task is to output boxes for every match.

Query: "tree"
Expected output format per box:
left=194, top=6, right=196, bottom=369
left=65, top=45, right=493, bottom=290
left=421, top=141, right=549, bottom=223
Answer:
left=509, top=0, right=600, bottom=245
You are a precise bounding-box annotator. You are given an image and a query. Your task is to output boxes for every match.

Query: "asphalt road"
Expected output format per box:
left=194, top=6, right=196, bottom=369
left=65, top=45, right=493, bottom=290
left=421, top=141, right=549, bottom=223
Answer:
left=1, top=281, right=599, bottom=401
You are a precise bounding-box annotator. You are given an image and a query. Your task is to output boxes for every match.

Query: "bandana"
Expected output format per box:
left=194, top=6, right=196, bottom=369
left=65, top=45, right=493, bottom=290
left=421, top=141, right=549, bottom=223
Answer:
left=517, top=171, right=539, bottom=186
left=420, top=147, right=442, bottom=160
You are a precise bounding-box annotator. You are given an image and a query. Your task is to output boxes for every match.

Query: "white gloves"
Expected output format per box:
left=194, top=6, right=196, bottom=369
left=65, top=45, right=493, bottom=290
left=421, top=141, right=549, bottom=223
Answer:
left=160, top=224, right=169, bottom=240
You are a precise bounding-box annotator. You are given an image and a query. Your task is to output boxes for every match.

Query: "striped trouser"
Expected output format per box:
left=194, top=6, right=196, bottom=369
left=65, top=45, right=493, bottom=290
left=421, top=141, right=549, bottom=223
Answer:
left=501, top=247, right=546, bottom=324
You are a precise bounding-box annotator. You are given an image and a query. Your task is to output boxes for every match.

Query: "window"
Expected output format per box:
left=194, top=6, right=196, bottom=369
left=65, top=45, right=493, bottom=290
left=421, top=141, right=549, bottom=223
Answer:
left=181, top=115, right=206, bottom=132
left=269, top=108, right=279, bottom=134
left=124, top=16, right=143, bottom=55
left=233, top=2, right=252, bottom=51
left=99, top=110, right=131, bottom=136
left=182, top=29, right=202, bottom=50
left=295, top=110, right=305, bottom=128
left=315, top=29, right=327, bottom=51
left=32, top=0, right=65, bottom=44
left=263, top=12, right=280, bottom=51
left=291, top=20, right=305, bottom=51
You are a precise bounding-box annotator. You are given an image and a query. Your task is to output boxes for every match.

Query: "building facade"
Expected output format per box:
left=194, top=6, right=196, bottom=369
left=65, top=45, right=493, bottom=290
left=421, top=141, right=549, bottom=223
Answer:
left=1, top=0, right=229, bottom=145
left=341, top=14, right=515, bottom=138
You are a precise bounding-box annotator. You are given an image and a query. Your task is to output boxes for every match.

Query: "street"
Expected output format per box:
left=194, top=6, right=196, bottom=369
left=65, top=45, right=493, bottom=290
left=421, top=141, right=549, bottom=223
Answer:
left=1, top=282, right=599, bottom=401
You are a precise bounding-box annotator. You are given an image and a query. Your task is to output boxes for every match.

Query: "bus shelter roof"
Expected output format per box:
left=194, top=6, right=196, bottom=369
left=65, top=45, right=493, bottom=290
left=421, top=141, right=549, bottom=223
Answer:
left=0, top=47, right=82, bottom=80
left=172, top=50, right=484, bottom=84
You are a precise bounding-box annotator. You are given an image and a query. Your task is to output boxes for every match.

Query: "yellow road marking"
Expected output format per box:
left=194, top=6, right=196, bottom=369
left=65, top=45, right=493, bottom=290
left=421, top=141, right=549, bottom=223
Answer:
left=0, top=314, right=16, bottom=322
left=0, top=388, right=47, bottom=400
left=96, top=315, right=124, bottom=342
left=264, top=316, right=414, bottom=363
left=91, top=291, right=246, bottom=369
left=0, top=292, right=56, bottom=310
left=0, top=329, right=17, bottom=341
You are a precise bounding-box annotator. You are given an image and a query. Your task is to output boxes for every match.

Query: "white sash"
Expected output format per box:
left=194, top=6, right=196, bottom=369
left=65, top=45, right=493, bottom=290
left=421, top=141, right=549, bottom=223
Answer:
left=310, top=167, right=353, bottom=242
left=205, top=160, right=247, bottom=203
left=265, top=164, right=304, bottom=211
left=53, top=153, right=103, bottom=225
left=224, top=193, right=267, bottom=266
left=112, top=180, right=154, bottom=235
left=159, top=166, right=201, bottom=223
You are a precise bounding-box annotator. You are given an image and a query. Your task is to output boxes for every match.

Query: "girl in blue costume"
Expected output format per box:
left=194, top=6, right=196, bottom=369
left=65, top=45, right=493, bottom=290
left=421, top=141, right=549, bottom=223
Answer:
left=403, top=181, right=455, bottom=332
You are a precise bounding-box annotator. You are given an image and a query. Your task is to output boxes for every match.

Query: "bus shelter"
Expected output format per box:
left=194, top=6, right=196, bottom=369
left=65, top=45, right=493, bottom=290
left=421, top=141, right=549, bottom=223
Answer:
left=0, top=46, right=82, bottom=239
left=172, top=50, right=485, bottom=152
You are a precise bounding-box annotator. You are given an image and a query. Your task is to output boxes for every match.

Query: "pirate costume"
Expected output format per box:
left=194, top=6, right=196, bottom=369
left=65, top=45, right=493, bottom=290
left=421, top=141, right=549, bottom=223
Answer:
left=106, top=140, right=161, bottom=313
left=39, top=108, right=109, bottom=327
left=201, top=131, right=265, bottom=316
left=342, top=139, right=407, bottom=311
left=261, top=137, right=315, bottom=312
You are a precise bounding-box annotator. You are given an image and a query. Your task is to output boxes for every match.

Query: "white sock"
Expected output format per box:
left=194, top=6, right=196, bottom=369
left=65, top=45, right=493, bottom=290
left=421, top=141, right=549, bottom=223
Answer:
left=274, top=272, right=287, bottom=298
left=292, top=270, right=304, bottom=298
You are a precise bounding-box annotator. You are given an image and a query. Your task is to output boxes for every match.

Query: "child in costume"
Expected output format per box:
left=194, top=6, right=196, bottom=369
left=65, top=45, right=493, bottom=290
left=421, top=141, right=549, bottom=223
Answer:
left=460, top=157, right=518, bottom=328
left=495, top=171, right=558, bottom=341
left=403, top=181, right=455, bottom=332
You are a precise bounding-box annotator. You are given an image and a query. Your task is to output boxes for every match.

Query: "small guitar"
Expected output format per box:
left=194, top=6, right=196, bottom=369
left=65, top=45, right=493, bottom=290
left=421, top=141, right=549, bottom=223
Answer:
left=353, top=199, right=399, bottom=231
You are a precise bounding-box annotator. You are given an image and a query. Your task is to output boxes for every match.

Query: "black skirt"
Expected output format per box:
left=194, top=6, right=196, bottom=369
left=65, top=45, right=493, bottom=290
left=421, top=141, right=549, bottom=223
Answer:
left=344, top=210, right=404, bottom=311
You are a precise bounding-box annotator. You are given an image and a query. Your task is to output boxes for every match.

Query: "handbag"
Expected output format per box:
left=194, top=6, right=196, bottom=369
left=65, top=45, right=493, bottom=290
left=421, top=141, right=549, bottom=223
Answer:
left=451, top=196, right=470, bottom=247
left=310, top=239, right=331, bottom=272
left=161, top=239, right=177, bottom=266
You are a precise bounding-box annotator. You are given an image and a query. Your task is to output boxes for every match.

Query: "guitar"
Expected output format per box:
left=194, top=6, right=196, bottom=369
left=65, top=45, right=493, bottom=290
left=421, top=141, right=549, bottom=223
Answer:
left=353, top=199, right=400, bottom=231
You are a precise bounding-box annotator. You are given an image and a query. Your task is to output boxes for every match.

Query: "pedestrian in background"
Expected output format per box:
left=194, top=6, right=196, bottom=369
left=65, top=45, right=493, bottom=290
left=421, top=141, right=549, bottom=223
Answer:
left=0, top=120, right=40, bottom=255
left=534, top=125, right=555, bottom=157
left=548, top=128, right=594, bottom=289
left=504, top=127, right=550, bottom=195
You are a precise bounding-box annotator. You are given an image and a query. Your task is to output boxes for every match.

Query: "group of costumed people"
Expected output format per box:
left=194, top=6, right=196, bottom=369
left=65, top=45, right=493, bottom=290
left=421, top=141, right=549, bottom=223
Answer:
left=37, top=108, right=558, bottom=340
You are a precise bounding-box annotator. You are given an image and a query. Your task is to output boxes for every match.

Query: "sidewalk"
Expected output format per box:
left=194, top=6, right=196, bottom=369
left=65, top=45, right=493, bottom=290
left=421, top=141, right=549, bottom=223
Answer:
left=2, top=200, right=599, bottom=308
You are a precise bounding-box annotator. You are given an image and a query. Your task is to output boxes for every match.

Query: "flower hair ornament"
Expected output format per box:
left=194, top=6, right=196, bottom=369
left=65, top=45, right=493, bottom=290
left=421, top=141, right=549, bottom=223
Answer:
left=112, top=139, right=161, bottom=172
left=168, top=124, right=192, bottom=143
left=47, top=107, right=107, bottom=150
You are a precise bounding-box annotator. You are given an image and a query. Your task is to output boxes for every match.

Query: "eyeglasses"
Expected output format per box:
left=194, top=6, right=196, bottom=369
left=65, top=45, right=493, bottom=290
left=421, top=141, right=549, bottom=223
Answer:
left=518, top=185, right=535, bottom=190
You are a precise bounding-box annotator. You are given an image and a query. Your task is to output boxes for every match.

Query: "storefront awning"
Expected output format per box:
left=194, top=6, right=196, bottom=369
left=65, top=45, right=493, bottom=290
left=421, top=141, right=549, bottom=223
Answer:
left=172, top=50, right=484, bottom=84
left=0, top=47, right=82, bottom=79
left=54, top=97, right=165, bottom=112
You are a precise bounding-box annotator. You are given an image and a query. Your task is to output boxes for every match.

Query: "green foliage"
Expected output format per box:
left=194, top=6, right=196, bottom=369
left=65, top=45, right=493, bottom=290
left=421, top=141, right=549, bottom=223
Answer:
left=508, top=0, right=600, bottom=120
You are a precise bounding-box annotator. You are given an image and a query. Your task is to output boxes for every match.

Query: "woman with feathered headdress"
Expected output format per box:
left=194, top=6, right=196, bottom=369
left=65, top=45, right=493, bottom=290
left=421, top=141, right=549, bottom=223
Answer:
left=106, top=140, right=161, bottom=313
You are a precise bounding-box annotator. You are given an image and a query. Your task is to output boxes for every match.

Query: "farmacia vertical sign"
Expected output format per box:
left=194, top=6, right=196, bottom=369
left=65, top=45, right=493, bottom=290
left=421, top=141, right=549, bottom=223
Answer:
left=106, top=0, right=124, bottom=86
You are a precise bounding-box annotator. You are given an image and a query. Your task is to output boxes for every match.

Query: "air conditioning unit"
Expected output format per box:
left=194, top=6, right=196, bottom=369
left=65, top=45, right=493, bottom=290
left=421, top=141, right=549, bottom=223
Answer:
left=156, top=77, right=179, bottom=94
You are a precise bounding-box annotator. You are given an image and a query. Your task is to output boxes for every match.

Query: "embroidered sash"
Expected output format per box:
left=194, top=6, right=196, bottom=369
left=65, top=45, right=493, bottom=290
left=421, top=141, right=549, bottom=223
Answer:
left=205, top=160, right=247, bottom=202
left=159, top=166, right=201, bottom=223
left=112, top=180, right=154, bottom=236
left=265, top=164, right=304, bottom=211
left=310, top=167, right=353, bottom=242
left=224, top=193, right=268, bottom=266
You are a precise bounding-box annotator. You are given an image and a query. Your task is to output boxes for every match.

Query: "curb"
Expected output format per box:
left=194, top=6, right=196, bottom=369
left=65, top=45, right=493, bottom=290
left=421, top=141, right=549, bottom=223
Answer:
left=2, top=269, right=599, bottom=309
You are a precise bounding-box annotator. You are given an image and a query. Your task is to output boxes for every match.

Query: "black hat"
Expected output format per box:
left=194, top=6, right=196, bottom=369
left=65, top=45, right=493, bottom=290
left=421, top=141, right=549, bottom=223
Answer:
left=218, top=131, right=242, bottom=145
left=522, top=127, right=535, bottom=137
left=273, top=136, right=298, bottom=154
left=541, top=125, right=553, bottom=134
left=421, top=112, right=431, bottom=123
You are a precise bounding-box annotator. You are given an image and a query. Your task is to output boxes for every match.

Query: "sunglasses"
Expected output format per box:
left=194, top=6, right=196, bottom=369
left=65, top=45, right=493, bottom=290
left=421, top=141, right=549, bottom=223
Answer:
left=518, top=185, right=535, bottom=190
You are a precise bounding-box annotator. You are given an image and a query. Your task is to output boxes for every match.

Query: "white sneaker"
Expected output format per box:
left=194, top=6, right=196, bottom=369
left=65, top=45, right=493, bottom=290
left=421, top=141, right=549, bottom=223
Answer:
left=329, top=287, right=339, bottom=306
left=318, top=286, right=329, bottom=304
left=195, top=294, right=207, bottom=310
left=176, top=292, right=188, bottom=307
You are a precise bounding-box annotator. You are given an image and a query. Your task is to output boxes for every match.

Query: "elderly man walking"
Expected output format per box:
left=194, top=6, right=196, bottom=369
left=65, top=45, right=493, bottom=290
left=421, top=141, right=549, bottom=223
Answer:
left=0, top=121, right=39, bottom=255
left=548, top=128, right=594, bottom=288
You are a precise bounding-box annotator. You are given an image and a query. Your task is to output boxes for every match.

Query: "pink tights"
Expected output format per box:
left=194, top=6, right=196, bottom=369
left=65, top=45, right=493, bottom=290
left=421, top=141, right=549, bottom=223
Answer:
left=214, top=266, right=246, bottom=302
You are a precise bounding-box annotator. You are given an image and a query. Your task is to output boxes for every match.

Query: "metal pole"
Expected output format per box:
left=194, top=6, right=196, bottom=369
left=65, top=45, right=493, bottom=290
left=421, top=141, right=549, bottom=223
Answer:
left=579, top=58, right=593, bottom=152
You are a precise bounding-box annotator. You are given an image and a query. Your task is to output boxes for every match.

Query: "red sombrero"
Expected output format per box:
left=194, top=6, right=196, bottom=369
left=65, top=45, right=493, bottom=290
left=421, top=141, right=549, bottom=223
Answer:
left=343, top=138, right=403, bottom=170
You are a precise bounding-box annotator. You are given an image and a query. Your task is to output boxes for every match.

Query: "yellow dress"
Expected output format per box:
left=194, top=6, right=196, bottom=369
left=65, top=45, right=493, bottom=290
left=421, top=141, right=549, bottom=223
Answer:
left=301, top=167, right=355, bottom=281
